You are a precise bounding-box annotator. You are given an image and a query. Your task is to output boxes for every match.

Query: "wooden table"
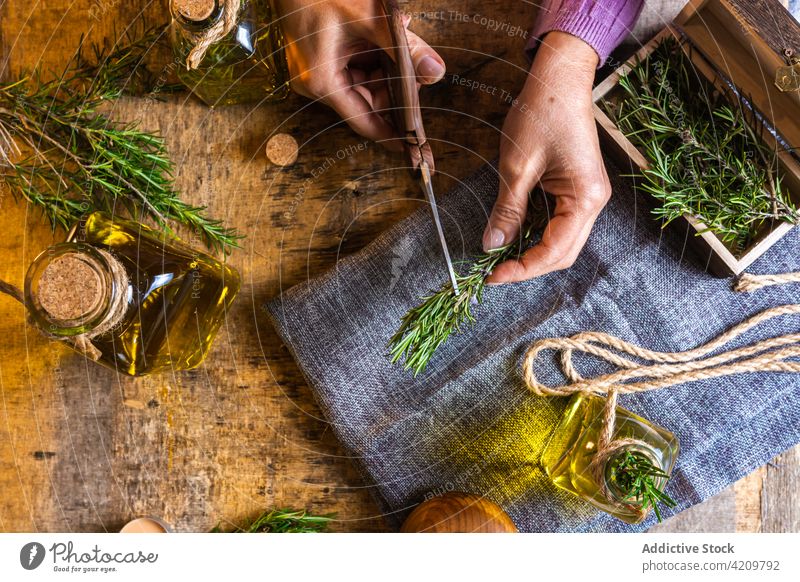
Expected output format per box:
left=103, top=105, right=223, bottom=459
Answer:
left=0, top=0, right=797, bottom=533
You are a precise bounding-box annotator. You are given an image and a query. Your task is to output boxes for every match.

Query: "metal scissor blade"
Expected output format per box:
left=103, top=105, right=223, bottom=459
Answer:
left=419, top=162, right=460, bottom=296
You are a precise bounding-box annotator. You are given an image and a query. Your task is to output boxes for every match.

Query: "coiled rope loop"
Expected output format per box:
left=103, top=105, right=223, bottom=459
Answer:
left=735, top=271, right=800, bottom=292
left=523, top=304, right=800, bottom=397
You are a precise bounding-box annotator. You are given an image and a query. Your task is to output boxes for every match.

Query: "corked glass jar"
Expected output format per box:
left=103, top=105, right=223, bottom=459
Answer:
left=541, top=393, right=679, bottom=523
left=170, top=0, right=289, bottom=106
left=24, top=212, right=240, bottom=376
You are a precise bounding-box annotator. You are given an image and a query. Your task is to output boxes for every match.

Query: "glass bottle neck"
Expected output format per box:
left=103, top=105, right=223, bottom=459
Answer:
left=24, top=243, right=126, bottom=338
left=170, top=0, right=224, bottom=32
left=603, top=445, right=666, bottom=505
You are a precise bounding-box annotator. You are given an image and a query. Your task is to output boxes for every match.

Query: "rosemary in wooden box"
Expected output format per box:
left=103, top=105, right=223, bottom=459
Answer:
left=593, top=0, right=800, bottom=276
left=600, top=37, right=798, bottom=254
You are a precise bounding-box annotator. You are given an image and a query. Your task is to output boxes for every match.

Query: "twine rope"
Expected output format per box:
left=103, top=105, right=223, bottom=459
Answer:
left=523, top=302, right=800, bottom=511
left=587, top=389, right=643, bottom=514
left=0, top=279, right=23, bottom=304
left=523, top=304, right=800, bottom=396
left=734, top=271, right=800, bottom=292
left=185, top=0, right=241, bottom=70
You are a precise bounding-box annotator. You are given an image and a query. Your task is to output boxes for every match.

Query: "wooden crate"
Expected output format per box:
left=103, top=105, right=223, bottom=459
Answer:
left=593, top=0, right=800, bottom=276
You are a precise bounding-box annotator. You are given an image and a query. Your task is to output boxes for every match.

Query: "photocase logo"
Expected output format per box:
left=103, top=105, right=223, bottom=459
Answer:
left=20, top=542, right=46, bottom=570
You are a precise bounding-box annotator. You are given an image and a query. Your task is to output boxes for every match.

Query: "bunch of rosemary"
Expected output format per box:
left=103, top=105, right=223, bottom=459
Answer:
left=603, top=37, right=798, bottom=252
left=607, top=450, right=677, bottom=522
left=389, top=223, right=538, bottom=376
left=0, top=26, right=240, bottom=253
left=211, top=508, right=334, bottom=533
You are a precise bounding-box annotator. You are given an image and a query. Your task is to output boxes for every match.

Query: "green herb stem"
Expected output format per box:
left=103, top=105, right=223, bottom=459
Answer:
left=607, top=450, right=677, bottom=522
left=211, top=508, right=334, bottom=533
left=389, top=225, right=536, bottom=376
left=0, top=25, right=240, bottom=253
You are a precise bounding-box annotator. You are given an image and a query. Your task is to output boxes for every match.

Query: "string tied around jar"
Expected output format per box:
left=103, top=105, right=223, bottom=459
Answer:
left=179, top=0, right=242, bottom=70
left=522, top=302, right=800, bottom=516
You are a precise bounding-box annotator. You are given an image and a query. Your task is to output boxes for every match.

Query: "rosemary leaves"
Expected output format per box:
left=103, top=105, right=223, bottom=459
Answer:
left=389, top=225, right=536, bottom=376
left=211, top=508, right=334, bottom=533
left=602, top=37, right=799, bottom=253
left=0, top=26, right=241, bottom=253
left=607, top=450, right=677, bottom=522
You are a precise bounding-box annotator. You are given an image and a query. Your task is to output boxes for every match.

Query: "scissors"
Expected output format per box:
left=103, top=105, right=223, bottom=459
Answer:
left=379, top=0, right=460, bottom=295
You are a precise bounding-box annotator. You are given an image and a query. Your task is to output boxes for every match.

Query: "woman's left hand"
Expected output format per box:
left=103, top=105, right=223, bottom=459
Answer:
left=483, top=31, right=611, bottom=284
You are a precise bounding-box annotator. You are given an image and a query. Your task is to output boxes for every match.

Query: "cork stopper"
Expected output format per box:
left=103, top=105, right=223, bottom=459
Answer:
left=266, top=133, right=299, bottom=167
left=172, top=0, right=217, bottom=22
left=37, top=253, right=107, bottom=324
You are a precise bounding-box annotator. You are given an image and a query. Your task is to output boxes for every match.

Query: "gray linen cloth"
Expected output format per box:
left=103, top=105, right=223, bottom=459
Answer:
left=264, top=158, right=800, bottom=532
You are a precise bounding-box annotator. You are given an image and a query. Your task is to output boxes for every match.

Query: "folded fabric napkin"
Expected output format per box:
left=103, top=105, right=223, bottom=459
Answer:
left=264, top=159, right=800, bottom=532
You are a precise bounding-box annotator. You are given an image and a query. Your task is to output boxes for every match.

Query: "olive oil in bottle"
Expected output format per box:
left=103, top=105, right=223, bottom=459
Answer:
left=170, top=0, right=289, bottom=106
left=541, top=393, right=679, bottom=523
left=24, top=212, right=240, bottom=376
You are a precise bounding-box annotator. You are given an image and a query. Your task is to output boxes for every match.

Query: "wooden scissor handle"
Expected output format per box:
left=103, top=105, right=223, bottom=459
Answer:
left=379, top=0, right=434, bottom=172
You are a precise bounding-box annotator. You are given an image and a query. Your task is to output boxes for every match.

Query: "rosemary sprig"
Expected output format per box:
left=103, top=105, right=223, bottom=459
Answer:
left=607, top=450, right=677, bottom=522
left=389, top=225, right=537, bottom=376
left=211, top=508, right=334, bottom=533
left=603, top=37, right=798, bottom=253
left=0, top=25, right=241, bottom=253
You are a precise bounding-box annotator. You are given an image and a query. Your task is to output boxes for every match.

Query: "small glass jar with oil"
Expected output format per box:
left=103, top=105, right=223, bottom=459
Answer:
left=541, top=393, right=679, bottom=523
left=24, top=212, right=240, bottom=376
left=170, top=0, right=289, bottom=106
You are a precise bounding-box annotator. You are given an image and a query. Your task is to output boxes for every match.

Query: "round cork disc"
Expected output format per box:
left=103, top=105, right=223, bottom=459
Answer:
left=37, top=253, right=106, bottom=323
left=173, top=0, right=216, bottom=22
left=266, top=133, right=299, bottom=167
left=401, top=492, right=518, bottom=533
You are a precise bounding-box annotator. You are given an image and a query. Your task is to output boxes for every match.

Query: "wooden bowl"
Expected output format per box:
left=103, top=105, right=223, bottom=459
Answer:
left=401, top=492, right=518, bottom=533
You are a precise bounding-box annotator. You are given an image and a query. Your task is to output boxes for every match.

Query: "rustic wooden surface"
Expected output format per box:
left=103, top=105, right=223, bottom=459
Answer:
left=0, top=0, right=798, bottom=533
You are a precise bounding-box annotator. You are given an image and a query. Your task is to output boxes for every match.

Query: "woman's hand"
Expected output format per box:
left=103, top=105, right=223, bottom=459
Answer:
left=275, top=0, right=446, bottom=147
left=483, top=31, right=611, bottom=284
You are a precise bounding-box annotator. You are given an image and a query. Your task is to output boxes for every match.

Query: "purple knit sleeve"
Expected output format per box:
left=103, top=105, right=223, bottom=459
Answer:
left=526, top=0, right=644, bottom=67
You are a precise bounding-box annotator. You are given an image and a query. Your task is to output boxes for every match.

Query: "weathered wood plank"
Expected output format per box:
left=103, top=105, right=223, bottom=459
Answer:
left=734, top=465, right=765, bottom=532
left=762, top=445, right=800, bottom=532
left=736, top=0, right=800, bottom=57
left=649, top=487, right=737, bottom=533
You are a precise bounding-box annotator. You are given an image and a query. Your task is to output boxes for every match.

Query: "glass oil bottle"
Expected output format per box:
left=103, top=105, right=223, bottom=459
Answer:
left=541, top=393, right=679, bottom=523
left=24, top=212, right=240, bottom=376
left=170, top=0, right=289, bottom=106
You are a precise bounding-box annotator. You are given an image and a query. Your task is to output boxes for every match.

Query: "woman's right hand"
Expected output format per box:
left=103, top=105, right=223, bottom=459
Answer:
left=275, top=0, right=446, bottom=147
